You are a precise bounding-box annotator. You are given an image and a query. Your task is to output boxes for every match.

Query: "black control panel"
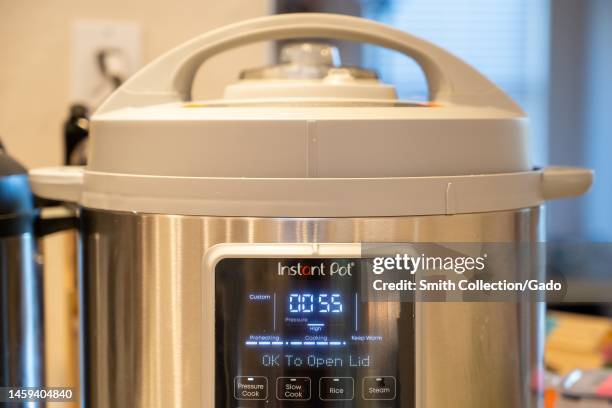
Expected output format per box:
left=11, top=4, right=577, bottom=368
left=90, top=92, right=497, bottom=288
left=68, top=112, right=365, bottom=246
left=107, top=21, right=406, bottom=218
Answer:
left=215, top=258, right=414, bottom=407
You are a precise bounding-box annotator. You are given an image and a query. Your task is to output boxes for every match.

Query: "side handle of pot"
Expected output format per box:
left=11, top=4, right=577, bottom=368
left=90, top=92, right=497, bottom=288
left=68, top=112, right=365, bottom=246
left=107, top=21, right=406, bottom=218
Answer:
left=30, top=166, right=83, bottom=237
left=541, top=166, right=593, bottom=201
left=29, top=166, right=84, bottom=203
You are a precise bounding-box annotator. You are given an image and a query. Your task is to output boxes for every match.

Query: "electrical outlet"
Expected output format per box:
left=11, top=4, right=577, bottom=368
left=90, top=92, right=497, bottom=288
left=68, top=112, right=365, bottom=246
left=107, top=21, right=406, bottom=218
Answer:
left=71, top=20, right=141, bottom=108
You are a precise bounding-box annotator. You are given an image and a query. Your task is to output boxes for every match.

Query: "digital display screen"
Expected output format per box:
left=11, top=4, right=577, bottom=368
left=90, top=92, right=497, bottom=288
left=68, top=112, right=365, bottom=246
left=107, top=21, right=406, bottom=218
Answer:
left=215, top=258, right=414, bottom=407
left=287, top=292, right=343, bottom=314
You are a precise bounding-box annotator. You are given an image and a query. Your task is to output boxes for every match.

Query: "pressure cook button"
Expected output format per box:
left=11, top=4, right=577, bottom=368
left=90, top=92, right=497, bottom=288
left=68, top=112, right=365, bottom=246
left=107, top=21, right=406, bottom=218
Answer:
left=362, top=376, right=397, bottom=400
left=276, top=377, right=311, bottom=401
left=234, top=376, right=268, bottom=400
left=319, top=377, right=354, bottom=401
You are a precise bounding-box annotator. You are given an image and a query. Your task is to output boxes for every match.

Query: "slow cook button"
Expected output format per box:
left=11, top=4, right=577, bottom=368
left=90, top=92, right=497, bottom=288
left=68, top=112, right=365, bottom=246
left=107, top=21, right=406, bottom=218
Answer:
left=276, top=377, right=311, bottom=400
left=319, top=377, right=354, bottom=401
left=363, top=376, right=397, bottom=400
left=234, top=376, right=268, bottom=400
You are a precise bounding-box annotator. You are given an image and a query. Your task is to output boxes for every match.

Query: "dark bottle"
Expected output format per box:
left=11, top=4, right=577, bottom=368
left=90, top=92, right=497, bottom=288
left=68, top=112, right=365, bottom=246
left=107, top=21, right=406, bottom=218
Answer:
left=63, top=104, right=89, bottom=165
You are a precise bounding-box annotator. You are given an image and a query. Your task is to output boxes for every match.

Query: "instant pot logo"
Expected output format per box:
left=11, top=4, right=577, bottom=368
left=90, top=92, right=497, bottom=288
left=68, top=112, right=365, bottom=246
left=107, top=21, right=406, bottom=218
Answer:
left=277, top=261, right=354, bottom=277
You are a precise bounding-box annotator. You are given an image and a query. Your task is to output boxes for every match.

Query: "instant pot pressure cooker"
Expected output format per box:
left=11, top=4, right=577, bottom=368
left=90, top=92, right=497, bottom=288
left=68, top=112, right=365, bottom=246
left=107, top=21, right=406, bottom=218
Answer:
left=30, top=13, right=592, bottom=408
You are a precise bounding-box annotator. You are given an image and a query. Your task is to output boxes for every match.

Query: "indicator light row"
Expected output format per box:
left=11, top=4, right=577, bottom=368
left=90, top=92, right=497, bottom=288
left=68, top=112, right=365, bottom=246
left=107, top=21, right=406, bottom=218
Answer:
left=245, top=340, right=347, bottom=346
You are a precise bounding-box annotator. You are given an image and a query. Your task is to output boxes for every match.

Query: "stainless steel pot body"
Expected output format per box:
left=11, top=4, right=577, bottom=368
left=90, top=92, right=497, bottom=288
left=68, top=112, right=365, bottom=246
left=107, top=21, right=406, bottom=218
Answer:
left=80, top=207, right=544, bottom=408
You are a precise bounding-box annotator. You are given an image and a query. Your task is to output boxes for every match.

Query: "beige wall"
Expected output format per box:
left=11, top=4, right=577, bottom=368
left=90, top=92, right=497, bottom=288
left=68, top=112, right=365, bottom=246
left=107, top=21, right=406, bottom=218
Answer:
left=0, top=0, right=271, bottom=398
left=0, top=0, right=271, bottom=168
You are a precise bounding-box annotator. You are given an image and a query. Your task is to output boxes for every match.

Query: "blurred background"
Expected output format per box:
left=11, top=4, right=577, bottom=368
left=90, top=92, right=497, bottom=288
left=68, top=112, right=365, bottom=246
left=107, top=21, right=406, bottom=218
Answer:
left=0, top=0, right=610, bottom=403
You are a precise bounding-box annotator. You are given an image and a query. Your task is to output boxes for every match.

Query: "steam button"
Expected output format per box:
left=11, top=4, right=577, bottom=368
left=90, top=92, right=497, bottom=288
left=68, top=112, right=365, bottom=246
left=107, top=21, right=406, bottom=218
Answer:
left=363, top=376, right=396, bottom=400
left=234, top=376, right=268, bottom=400
left=319, top=377, right=354, bottom=400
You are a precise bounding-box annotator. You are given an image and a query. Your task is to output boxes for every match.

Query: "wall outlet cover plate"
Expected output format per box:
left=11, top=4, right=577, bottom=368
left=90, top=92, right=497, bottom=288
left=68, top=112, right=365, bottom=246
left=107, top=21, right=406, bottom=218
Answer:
left=71, top=20, right=141, bottom=108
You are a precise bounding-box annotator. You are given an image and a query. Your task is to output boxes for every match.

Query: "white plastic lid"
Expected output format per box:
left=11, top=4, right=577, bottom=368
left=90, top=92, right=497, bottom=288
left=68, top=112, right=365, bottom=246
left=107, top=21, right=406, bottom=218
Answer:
left=29, top=13, right=593, bottom=216
left=88, top=13, right=529, bottom=179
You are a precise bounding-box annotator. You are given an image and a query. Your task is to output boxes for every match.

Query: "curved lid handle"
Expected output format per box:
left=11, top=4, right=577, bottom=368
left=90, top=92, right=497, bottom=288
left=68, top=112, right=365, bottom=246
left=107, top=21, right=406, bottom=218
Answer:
left=96, top=13, right=523, bottom=114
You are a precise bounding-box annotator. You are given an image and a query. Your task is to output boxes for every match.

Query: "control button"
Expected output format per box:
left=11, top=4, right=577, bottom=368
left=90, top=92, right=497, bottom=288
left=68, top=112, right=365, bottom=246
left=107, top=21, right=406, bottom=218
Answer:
left=319, top=377, right=354, bottom=401
left=234, top=376, right=268, bottom=400
left=363, top=376, right=397, bottom=400
left=276, top=377, right=311, bottom=401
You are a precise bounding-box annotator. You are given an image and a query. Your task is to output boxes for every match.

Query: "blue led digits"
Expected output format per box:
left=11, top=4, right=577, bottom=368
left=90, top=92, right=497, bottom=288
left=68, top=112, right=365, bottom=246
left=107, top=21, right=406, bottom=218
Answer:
left=331, top=294, right=342, bottom=313
left=319, top=293, right=330, bottom=312
left=288, top=293, right=300, bottom=313
left=287, top=293, right=343, bottom=314
left=302, top=294, right=314, bottom=313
